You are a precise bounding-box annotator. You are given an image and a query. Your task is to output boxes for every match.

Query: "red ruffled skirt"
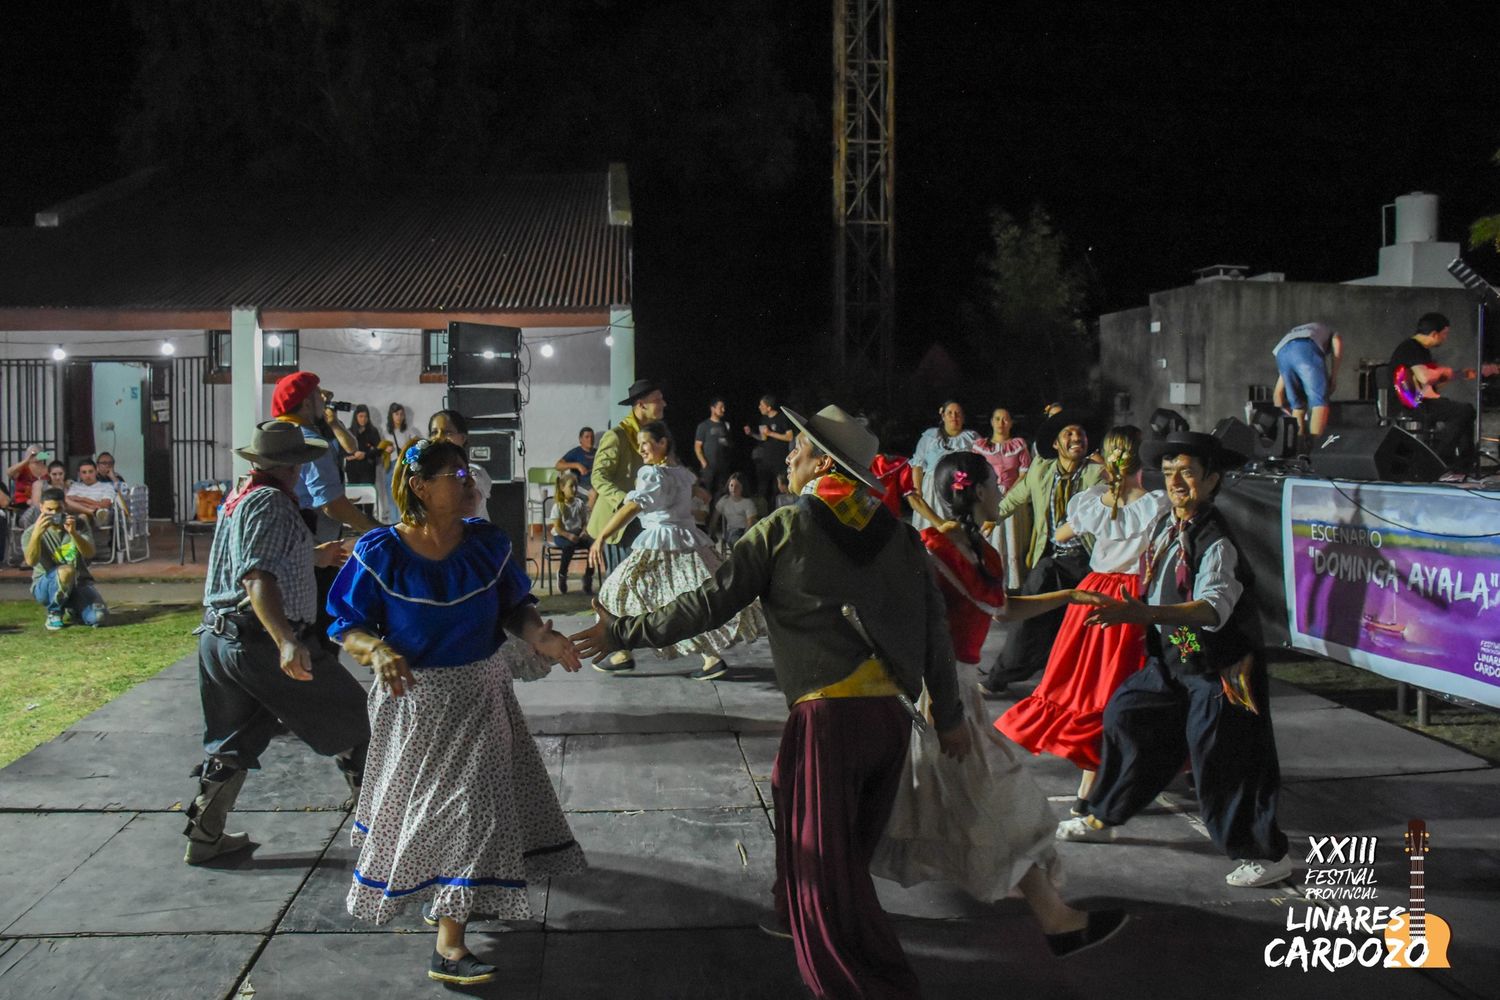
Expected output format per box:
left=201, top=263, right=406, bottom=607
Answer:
left=996, top=571, right=1146, bottom=770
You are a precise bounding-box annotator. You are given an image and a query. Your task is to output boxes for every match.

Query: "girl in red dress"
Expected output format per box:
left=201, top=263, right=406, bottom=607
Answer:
left=997, top=426, right=1167, bottom=814
left=918, top=450, right=1128, bottom=955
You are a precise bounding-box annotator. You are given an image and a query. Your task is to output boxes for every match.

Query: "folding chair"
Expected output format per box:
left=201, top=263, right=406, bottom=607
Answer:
left=180, top=479, right=231, bottom=563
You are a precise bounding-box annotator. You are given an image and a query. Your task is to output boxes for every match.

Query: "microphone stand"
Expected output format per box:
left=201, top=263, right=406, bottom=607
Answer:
left=1445, top=259, right=1495, bottom=479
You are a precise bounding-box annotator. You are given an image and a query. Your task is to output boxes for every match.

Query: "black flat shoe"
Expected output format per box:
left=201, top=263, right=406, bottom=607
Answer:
left=428, top=950, right=497, bottom=985
left=1045, top=909, right=1129, bottom=958
left=1069, top=797, right=1090, bottom=817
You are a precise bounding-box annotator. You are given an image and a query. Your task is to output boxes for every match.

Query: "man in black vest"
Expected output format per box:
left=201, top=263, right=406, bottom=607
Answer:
left=1055, top=431, right=1291, bottom=889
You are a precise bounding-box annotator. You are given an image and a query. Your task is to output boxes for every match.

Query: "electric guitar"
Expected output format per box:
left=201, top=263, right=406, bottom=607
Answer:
left=1396, top=362, right=1500, bottom=409
left=1383, top=819, right=1452, bottom=968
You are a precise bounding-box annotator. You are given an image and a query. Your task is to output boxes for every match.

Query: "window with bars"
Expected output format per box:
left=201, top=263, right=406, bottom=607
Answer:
left=421, top=328, right=449, bottom=382
left=207, top=330, right=299, bottom=381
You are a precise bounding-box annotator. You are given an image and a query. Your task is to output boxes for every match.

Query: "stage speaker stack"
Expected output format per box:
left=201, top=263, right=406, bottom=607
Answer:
left=1211, top=417, right=1263, bottom=462
left=1308, top=425, right=1445, bottom=483
left=447, top=322, right=527, bottom=547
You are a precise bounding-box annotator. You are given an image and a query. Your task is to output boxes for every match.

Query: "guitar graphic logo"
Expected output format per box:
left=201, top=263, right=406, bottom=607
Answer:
left=1383, top=819, right=1452, bottom=968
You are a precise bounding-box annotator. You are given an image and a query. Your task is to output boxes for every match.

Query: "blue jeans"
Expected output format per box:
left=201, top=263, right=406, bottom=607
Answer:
left=1274, top=337, right=1329, bottom=411
left=32, top=568, right=108, bottom=625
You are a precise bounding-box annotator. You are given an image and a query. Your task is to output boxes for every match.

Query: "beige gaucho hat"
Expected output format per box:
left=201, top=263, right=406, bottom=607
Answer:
left=781, top=404, right=884, bottom=494
left=233, top=420, right=328, bottom=468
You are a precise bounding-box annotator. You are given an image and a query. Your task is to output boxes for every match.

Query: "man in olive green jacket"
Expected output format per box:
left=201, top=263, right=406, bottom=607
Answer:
left=981, top=411, right=1103, bottom=692
left=573, top=404, right=970, bottom=1000
left=586, top=379, right=666, bottom=574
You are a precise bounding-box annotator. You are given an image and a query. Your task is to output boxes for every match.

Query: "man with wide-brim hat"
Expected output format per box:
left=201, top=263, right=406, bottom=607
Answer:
left=585, top=379, right=666, bottom=596
left=183, top=420, right=370, bottom=865
left=571, top=403, right=972, bottom=999
left=979, top=409, right=1104, bottom=694
left=1057, top=428, right=1292, bottom=889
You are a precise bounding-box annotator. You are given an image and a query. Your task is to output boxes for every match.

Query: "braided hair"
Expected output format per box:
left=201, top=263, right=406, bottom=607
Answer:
left=933, top=450, right=1000, bottom=584
left=1101, top=424, right=1142, bottom=519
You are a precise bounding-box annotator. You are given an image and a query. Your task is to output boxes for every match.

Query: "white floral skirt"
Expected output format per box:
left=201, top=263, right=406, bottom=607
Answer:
left=347, top=646, right=585, bottom=925
left=597, top=544, right=766, bottom=660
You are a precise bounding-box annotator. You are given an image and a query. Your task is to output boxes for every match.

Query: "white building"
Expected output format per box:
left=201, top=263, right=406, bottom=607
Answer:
left=0, top=167, right=635, bottom=523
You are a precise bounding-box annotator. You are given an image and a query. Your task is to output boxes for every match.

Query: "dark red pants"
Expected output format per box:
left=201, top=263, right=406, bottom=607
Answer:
left=772, top=696, right=919, bottom=1000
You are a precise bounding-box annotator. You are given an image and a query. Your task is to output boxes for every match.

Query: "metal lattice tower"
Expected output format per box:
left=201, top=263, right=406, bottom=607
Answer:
left=832, top=0, right=894, bottom=382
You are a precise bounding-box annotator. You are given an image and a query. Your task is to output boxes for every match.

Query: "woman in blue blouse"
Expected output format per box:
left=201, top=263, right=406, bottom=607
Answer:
left=329, top=439, right=585, bottom=986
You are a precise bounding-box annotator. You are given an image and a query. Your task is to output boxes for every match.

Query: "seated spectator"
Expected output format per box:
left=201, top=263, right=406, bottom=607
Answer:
left=7, top=446, right=48, bottom=515
left=94, top=451, right=127, bottom=486
left=555, top=426, right=596, bottom=492
left=711, top=473, right=758, bottom=546
left=34, top=461, right=94, bottom=518
left=23, top=487, right=108, bottom=630
left=772, top=473, right=796, bottom=510
left=343, top=404, right=382, bottom=484
left=548, top=472, right=594, bottom=594
left=67, top=459, right=119, bottom=540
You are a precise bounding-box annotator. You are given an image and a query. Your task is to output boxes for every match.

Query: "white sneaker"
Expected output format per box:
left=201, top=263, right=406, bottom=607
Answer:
left=1225, top=855, right=1294, bottom=888
left=1055, top=816, right=1116, bottom=843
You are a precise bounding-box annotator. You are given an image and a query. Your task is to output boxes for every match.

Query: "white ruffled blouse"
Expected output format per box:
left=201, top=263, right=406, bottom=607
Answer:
left=1066, top=484, right=1170, bottom=574
left=627, top=464, right=712, bottom=553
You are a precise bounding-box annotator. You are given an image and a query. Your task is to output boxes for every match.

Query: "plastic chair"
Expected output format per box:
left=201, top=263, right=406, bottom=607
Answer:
left=179, top=479, right=231, bottom=564
left=540, top=534, right=589, bottom=595
left=525, top=467, right=558, bottom=536
left=113, top=484, right=152, bottom=563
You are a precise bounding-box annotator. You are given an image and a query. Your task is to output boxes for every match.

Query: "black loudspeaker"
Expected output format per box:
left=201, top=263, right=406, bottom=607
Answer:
left=1309, top=426, right=1445, bottom=483
left=1212, top=417, right=1263, bottom=462
left=1327, top=400, right=1381, bottom=429
left=488, top=481, right=527, bottom=557
left=449, top=386, right=522, bottom=417
left=467, top=428, right=515, bottom=481
left=448, top=322, right=521, bottom=385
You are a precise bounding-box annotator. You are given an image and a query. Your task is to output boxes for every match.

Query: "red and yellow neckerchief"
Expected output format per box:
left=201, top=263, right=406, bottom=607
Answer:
left=807, top=472, right=882, bottom=530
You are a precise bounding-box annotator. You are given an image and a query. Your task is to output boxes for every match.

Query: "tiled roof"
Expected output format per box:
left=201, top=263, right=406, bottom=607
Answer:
left=0, top=172, right=630, bottom=323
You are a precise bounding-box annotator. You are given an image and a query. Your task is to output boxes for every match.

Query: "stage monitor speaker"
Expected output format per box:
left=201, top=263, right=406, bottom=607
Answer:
left=1212, top=418, right=1263, bottom=462
left=1327, top=400, right=1381, bottom=429
left=1309, top=425, right=1445, bottom=483
left=467, top=428, right=515, bottom=482
left=448, top=322, right=521, bottom=385
left=449, top=386, right=522, bottom=418
left=487, top=481, right=527, bottom=559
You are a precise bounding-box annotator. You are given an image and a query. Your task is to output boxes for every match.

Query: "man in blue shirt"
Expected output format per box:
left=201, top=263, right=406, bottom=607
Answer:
left=1271, top=321, right=1343, bottom=444
left=554, top=426, right=596, bottom=492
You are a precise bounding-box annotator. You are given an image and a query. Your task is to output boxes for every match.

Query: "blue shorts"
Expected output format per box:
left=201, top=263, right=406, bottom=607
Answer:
left=1275, top=337, right=1329, bottom=410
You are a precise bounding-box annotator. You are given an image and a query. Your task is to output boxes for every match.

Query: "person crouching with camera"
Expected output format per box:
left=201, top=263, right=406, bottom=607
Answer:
left=23, top=487, right=108, bottom=630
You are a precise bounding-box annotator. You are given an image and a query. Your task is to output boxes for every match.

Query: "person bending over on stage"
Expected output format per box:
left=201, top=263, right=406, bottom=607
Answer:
left=1271, top=321, right=1342, bottom=446
left=998, top=426, right=1166, bottom=815
left=1390, top=312, right=1496, bottom=470
left=573, top=405, right=972, bottom=999
left=1057, top=431, right=1292, bottom=889
left=331, top=438, right=585, bottom=986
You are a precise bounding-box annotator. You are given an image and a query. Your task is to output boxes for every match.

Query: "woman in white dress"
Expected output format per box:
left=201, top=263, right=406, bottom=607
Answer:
left=588, top=421, right=765, bottom=680
left=910, top=399, right=981, bottom=530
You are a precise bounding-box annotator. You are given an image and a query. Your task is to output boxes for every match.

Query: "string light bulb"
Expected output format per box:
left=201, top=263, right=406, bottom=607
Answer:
left=51, top=346, right=67, bottom=361
left=159, top=340, right=176, bottom=356
left=605, top=334, right=614, bottom=347
left=368, top=331, right=382, bottom=350
left=266, top=332, right=282, bottom=348
left=540, top=343, right=555, bottom=358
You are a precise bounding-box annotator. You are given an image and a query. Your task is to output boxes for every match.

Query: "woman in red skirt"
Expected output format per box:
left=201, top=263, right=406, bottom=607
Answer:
left=997, top=425, right=1167, bottom=814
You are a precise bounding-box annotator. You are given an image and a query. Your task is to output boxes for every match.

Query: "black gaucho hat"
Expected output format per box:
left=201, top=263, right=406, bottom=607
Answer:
left=1142, top=430, right=1248, bottom=472
left=1034, top=411, right=1100, bottom=460
left=618, top=379, right=663, bottom=406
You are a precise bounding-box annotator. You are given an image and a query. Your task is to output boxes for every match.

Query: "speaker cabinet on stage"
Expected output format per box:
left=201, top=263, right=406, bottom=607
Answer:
left=1309, top=425, right=1445, bottom=483
left=1212, top=417, right=1262, bottom=461
left=449, top=386, right=522, bottom=418
left=487, top=481, right=527, bottom=556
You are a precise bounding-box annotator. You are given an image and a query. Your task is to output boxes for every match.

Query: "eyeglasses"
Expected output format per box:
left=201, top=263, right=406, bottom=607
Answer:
left=426, top=469, right=473, bottom=482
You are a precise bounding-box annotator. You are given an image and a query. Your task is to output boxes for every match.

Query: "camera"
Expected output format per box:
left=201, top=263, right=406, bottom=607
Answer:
left=49, top=513, right=66, bottom=526
left=329, top=401, right=353, bottom=413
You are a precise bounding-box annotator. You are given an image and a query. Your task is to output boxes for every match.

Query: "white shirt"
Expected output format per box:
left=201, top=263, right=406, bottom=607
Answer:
left=68, top=480, right=119, bottom=503
left=1065, top=484, right=1169, bottom=574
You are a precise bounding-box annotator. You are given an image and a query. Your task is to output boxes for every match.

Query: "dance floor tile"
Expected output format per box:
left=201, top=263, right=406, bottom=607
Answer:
left=1276, top=706, right=1489, bottom=782
left=711, top=672, right=792, bottom=733
left=0, top=812, right=134, bottom=931
left=67, top=676, right=202, bottom=735
left=245, top=930, right=544, bottom=999
left=559, top=732, right=757, bottom=811
left=546, top=808, right=776, bottom=931
left=8, top=811, right=343, bottom=935
left=516, top=676, right=728, bottom=735
left=0, top=729, right=353, bottom=812
left=540, top=927, right=802, bottom=999
left=736, top=733, right=780, bottom=784
left=0, top=935, right=257, bottom=1000
left=277, top=832, right=548, bottom=934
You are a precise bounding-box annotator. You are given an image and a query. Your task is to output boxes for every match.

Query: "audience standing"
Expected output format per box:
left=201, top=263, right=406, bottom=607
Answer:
left=694, top=396, right=734, bottom=497
left=377, top=403, right=419, bottom=522
left=743, top=394, right=793, bottom=506
left=910, top=400, right=981, bottom=530
left=343, top=405, right=382, bottom=484
left=973, top=407, right=1032, bottom=589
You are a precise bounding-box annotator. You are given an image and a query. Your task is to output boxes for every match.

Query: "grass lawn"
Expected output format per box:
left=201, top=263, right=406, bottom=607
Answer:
left=0, top=600, right=202, bottom=767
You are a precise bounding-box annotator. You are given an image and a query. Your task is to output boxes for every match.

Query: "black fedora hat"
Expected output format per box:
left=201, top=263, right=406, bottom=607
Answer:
left=1142, top=430, right=1247, bottom=472
left=1034, top=410, right=1099, bottom=460
left=618, top=379, right=663, bottom=406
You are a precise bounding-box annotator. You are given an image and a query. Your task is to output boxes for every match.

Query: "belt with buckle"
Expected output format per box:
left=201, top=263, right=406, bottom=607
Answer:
left=196, top=607, right=268, bottom=642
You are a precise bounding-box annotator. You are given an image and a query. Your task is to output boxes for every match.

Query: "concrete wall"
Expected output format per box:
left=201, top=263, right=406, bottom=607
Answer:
left=0, top=323, right=614, bottom=487
left=1100, top=281, right=1484, bottom=431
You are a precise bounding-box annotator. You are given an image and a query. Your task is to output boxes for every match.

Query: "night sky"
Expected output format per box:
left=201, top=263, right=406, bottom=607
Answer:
left=3, top=1, right=1497, bottom=435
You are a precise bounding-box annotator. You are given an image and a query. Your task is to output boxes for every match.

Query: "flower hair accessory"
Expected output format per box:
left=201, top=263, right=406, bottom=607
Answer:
left=403, top=438, right=431, bottom=469
left=951, top=469, right=971, bottom=491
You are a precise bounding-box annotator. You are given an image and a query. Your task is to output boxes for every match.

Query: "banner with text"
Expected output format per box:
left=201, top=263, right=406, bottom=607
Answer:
left=1283, top=479, right=1500, bottom=709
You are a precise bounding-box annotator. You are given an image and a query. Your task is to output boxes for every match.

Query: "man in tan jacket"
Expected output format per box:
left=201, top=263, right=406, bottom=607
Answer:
left=586, top=379, right=666, bottom=575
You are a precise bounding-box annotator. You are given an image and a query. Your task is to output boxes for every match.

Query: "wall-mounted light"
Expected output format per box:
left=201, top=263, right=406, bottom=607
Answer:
left=540, top=343, right=555, bottom=358
left=51, top=346, right=67, bottom=361
left=368, top=330, right=382, bottom=350
left=266, top=332, right=282, bottom=348
left=159, top=340, right=176, bottom=356
left=604, top=334, right=614, bottom=347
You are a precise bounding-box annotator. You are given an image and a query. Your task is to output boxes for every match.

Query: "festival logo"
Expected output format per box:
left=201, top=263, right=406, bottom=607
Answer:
left=1264, top=819, right=1452, bottom=971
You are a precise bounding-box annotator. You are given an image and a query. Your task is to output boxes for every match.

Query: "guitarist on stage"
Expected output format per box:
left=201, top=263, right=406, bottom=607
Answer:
left=1390, top=312, right=1499, bottom=470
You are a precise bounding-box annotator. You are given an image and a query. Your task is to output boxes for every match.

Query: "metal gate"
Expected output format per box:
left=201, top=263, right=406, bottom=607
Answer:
left=168, top=356, right=221, bottom=522
left=0, top=359, right=61, bottom=475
